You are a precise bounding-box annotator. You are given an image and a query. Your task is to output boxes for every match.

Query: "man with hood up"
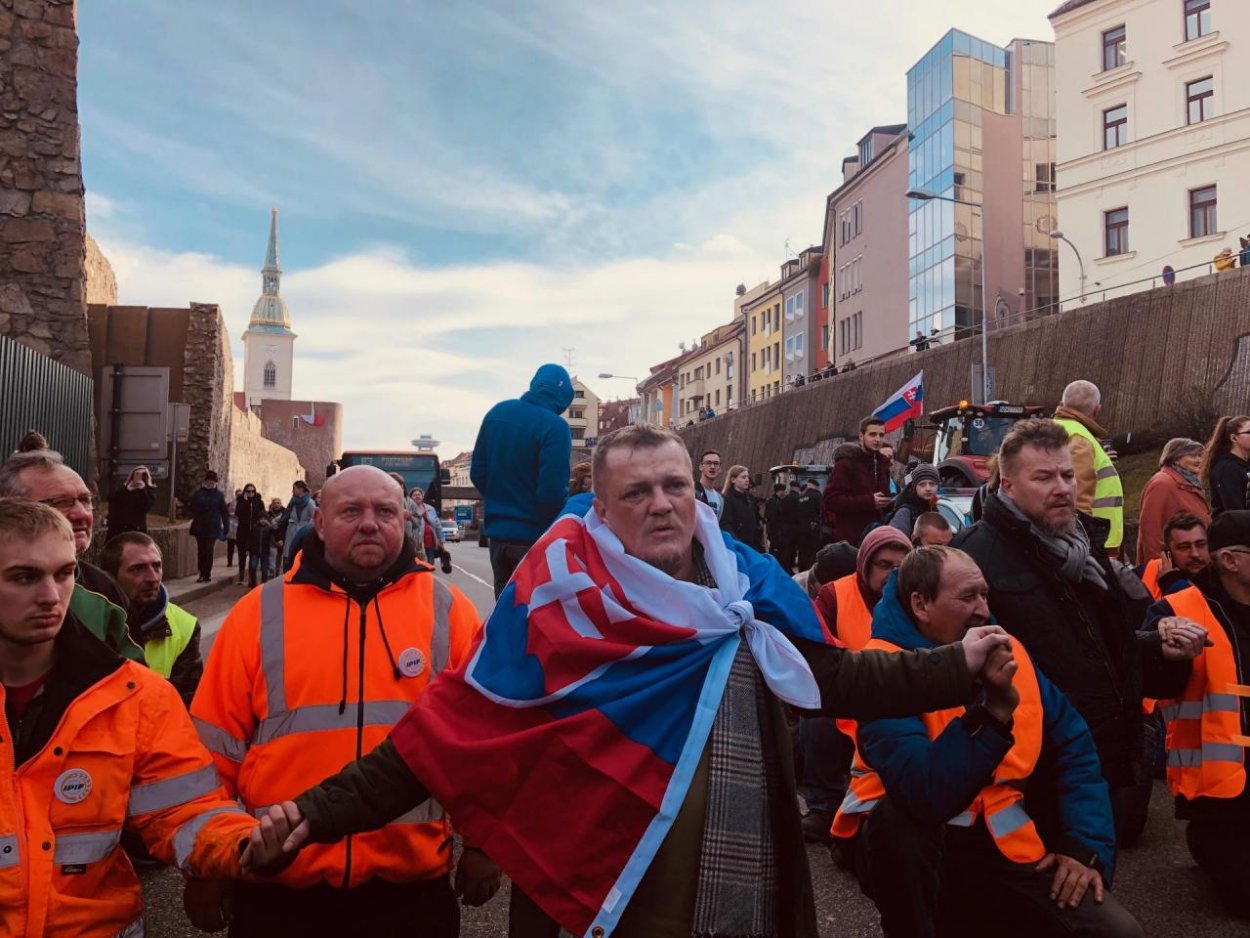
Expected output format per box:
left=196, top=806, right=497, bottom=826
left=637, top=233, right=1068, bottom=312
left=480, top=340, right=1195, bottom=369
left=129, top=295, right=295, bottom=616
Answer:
left=471, top=363, right=576, bottom=597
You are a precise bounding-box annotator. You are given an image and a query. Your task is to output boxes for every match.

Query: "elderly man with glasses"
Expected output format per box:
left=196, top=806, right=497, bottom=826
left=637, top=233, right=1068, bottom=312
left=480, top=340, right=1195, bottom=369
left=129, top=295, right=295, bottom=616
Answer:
left=0, top=449, right=141, bottom=661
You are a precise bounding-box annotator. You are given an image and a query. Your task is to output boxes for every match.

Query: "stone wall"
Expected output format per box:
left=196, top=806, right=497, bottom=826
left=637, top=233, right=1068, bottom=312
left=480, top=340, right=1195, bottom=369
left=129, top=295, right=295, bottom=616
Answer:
left=84, top=231, right=115, bottom=304
left=244, top=396, right=342, bottom=489
left=176, top=302, right=233, bottom=504
left=228, top=404, right=305, bottom=505
left=0, top=0, right=90, bottom=376
left=680, top=266, right=1250, bottom=474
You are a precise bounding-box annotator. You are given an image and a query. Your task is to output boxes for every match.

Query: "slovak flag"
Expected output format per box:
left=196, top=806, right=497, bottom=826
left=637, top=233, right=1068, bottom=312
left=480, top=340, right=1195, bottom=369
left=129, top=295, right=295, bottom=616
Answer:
left=300, top=401, right=326, bottom=427
left=873, top=370, right=923, bottom=432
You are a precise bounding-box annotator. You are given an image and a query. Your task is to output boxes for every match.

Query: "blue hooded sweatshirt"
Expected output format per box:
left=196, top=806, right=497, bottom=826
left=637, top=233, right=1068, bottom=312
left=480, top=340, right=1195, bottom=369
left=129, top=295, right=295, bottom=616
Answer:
left=858, top=571, right=1117, bottom=877
left=471, top=364, right=576, bottom=544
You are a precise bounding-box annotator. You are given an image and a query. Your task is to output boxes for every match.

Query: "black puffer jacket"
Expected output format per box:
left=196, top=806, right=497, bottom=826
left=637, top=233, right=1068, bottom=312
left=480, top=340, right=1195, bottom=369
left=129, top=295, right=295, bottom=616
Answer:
left=952, top=494, right=1187, bottom=788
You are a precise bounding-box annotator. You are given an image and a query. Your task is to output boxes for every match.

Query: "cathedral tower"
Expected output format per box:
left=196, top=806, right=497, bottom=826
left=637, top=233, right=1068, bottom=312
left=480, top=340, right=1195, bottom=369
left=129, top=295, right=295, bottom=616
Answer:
left=242, top=208, right=297, bottom=407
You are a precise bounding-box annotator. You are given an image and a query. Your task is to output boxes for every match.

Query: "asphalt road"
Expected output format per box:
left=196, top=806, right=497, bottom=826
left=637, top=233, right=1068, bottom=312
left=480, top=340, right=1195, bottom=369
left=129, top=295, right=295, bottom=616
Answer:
left=141, top=543, right=1250, bottom=936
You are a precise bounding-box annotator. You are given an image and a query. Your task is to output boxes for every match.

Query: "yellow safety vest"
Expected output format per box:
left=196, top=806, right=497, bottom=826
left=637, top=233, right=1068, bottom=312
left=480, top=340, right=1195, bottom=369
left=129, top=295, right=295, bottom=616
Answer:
left=1054, top=417, right=1124, bottom=550
left=143, top=601, right=198, bottom=679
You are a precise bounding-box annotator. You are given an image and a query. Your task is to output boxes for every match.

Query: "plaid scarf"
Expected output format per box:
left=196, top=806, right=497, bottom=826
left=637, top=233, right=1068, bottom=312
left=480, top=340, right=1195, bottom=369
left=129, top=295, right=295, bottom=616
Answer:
left=690, top=549, right=779, bottom=938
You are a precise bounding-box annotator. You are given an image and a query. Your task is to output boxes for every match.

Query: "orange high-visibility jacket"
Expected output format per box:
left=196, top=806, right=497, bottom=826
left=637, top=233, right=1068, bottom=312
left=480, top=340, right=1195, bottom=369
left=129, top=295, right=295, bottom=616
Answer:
left=1140, top=558, right=1163, bottom=601
left=831, top=637, right=1047, bottom=864
left=0, top=651, right=255, bottom=938
left=830, top=574, right=873, bottom=651
left=1160, top=586, right=1247, bottom=801
left=191, top=555, right=480, bottom=889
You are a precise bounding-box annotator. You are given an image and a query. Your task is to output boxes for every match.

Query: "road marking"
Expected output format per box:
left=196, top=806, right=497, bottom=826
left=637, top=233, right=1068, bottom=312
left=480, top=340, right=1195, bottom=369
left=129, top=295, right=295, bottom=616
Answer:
left=452, top=564, right=494, bottom=593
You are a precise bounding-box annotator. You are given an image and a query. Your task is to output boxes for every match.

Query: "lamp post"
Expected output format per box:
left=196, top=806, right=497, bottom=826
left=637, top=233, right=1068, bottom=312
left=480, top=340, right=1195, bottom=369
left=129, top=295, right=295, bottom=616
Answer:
left=597, top=373, right=639, bottom=383
left=907, top=187, right=990, bottom=403
left=1047, top=230, right=1087, bottom=305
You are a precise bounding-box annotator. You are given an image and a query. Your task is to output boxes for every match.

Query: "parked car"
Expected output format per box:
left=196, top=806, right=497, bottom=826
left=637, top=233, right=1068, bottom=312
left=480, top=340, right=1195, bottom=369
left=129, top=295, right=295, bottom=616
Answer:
left=440, top=520, right=462, bottom=542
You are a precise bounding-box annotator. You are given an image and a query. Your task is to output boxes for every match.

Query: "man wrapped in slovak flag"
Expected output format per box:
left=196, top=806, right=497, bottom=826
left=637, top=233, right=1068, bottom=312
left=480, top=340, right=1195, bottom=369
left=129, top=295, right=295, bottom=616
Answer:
left=274, top=424, right=1012, bottom=938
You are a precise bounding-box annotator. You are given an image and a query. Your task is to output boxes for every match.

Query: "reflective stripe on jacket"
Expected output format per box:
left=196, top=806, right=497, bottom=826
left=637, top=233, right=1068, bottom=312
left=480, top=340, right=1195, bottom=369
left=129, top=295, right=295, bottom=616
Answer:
left=1160, top=586, right=1247, bottom=800
left=0, top=660, right=254, bottom=938
left=1053, top=417, right=1124, bottom=550
left=190, top=557, right=480, bottom=888
left=143, top=602, right=197, bottom=680
left=832, top=637, right=1048, bottom=863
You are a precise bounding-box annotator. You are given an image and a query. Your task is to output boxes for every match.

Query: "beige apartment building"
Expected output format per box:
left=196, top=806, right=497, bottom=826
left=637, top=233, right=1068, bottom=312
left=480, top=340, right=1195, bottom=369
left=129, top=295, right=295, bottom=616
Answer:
left=825, top=125, right=911, bottom=368
left=744, top=282, right=784, bottom=403
left=1051, top=0, right=1249, bottom=305
left=676, top=321, right=743, bottom=423
left=563, top=377, right=600, bottom=459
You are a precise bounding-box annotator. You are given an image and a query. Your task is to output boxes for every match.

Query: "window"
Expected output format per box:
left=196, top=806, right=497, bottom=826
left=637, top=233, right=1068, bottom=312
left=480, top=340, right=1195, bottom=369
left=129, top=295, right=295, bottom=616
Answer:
left=1104, top=208, right=1129, bottom=256
left=859, top=137, right=875, bottom=166
left=726, top=354, right=734, bottom=379
left=714, top=358, right=721, bottom=375
left=1190, top=185, right=1217, bottom=238
left=840, top=212, right=851, bottom=245
left=751, top=351, right=757, bottom=373
left=574, top=389, right=586, bottom=398
left=263, top=361, right=276, bottom=388
left=1184, top=0, right=1211, bottom=42
left=785, top=290, right=805, bottom=320
left=794, top=332, right=805, bottom=358
left=571, top=427, right=585, bottom=440
left=1103, top=105, right=1128, bottom=149
left=751, top=315, right=757, bottom=336
left=1187, top=76, right=1214, bottom=124
left=820, top=323, right=829, bottom=350
left=1034, top=163, right=1056, bottom=193
left=785, top=336, right=795, bottom=362
left=853, top=312, right=863, bottom=351
left=822, top=282, right=830, bottom=308
left=1102, top=26, right=1126, bottom=71
left=852, top=257, right=863, bottom=293
left=773, top=305, right=781, bottom=331
left=570, top=408, right=584, bottom=419
left=839, top=318, right=850, bottom=355
left=714, top=390, right=720, bottom=407
left=852, top=201, right=863, bottom=237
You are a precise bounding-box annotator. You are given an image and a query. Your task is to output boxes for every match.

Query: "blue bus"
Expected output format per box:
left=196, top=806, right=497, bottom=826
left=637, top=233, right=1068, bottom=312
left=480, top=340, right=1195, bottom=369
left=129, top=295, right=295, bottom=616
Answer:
left=336, top=451, right=447, bottom=510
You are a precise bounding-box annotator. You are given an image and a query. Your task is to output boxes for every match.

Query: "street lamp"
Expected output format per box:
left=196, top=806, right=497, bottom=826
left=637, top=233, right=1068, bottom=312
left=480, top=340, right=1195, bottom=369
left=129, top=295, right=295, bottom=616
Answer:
left=907, top=187, right=990, bottom=404
left=1048, top=230, right=1087, bottom=305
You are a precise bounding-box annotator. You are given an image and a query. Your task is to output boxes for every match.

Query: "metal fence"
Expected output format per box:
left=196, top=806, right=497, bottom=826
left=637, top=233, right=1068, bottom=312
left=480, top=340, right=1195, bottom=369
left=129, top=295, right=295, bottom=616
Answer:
left=0, top=335, right=93, bottom=479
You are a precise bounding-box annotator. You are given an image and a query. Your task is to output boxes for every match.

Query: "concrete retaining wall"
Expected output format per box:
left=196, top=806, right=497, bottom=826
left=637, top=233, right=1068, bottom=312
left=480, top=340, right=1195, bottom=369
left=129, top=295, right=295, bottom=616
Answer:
left=680, top=267, right=1250, bottom=473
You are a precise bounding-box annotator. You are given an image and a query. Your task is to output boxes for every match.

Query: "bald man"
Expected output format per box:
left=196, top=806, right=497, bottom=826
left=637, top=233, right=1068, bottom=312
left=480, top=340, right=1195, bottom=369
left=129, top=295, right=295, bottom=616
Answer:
left=189, top=466, right=496, bottom=936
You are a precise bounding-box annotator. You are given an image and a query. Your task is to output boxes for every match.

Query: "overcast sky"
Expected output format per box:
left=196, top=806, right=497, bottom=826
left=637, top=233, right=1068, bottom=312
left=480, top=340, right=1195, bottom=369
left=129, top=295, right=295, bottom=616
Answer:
left=80, top=0, right=1061, bottom=456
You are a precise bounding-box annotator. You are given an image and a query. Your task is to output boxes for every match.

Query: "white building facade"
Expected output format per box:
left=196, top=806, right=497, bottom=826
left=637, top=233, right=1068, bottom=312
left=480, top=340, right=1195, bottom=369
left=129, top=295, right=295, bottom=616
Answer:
left=1051, top=0, right=1249, bottom=305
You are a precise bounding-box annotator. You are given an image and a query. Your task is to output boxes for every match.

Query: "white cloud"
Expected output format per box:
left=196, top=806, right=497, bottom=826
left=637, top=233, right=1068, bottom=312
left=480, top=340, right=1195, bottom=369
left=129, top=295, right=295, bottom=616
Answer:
left=95, top=232, right=766, bottom=457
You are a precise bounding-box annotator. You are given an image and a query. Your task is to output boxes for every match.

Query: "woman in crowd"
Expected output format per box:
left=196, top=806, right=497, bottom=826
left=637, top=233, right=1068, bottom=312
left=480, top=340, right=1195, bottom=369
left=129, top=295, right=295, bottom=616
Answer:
left=887, top=463, right=939, bottom=536
left=409, top=486, right=444, bottom=565
left=234, top=482, right=266, bottom=586
left=106, top=465, right=156, bottom=539
left=1137, top=438, right=1210, bottom=562
left=1201, top=415, right=1250, bottom=514
left=719, top=464, right=762, bottom=549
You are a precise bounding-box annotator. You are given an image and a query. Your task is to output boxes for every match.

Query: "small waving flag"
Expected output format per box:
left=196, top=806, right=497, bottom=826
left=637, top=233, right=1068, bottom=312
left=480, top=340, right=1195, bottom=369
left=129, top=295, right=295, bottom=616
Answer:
left=873, top=370, right=923, bottom=432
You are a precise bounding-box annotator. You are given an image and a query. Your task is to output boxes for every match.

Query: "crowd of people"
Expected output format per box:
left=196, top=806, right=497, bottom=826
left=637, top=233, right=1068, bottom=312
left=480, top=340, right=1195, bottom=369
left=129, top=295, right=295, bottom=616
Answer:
left=6, top=364, right=1250, bottom=937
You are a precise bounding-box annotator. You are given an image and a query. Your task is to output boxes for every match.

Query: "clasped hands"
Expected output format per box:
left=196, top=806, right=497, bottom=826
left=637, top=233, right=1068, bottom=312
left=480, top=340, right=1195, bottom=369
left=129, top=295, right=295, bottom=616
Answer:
left=240, top=803, right=502, bottom=906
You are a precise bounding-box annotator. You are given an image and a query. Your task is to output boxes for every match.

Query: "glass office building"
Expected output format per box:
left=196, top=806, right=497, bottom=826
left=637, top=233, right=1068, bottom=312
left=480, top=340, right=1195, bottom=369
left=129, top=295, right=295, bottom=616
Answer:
left=907, top=31, right=1057, bottom=341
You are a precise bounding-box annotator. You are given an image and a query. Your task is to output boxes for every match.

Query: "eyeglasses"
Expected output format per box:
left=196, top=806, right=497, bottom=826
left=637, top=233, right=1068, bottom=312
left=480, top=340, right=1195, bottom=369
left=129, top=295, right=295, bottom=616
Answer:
left=41, top=494, right=93, bottom=512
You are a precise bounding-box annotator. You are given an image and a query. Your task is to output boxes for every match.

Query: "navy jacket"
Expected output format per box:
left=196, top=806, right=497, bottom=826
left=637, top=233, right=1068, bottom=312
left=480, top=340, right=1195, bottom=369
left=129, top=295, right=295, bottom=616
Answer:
left=858, top=572, right=1117, bottom=876
left=188, top=485, right=229, bottom=540
left=471, top=364, right=575, bottom=544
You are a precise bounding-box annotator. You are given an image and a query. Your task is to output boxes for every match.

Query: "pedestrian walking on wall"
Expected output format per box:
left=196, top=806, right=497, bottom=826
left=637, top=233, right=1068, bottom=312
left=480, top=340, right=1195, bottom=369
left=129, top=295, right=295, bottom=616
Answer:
left=188, top=470, right=229, bottom=583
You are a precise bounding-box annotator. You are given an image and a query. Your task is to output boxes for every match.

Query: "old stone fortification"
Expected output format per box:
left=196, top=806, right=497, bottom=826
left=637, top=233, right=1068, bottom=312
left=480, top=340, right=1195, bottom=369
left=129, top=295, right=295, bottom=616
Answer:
left=87, top=303, right=305, bottom=512
left=234, top=394, right=342, bottom=490
left=0, top=0, right=90, bottom=375
left=681, top=266, right=1250, bottom=474
left=229, top=404, right=305, bottom=504
left=84, top=231, right=115, bottom=303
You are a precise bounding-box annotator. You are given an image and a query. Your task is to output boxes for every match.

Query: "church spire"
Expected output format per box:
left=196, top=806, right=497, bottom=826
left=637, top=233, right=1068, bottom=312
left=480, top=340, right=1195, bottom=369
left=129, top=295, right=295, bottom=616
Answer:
left=248, top=207, right=293, bottom=332
left=262, top=207, right=281, bottom=296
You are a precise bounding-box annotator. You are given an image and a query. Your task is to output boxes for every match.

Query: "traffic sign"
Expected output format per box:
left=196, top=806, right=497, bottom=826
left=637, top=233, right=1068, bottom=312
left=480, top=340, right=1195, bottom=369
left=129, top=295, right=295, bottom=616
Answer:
left=1162, top=265, right=1176, bottom=286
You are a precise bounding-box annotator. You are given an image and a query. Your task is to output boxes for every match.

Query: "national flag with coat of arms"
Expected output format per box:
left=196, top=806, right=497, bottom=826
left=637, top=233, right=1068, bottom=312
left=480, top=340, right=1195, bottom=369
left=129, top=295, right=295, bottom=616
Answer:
left=872, top=370, right=923, bottom=433
left=388, top=502, right=828, bottom=936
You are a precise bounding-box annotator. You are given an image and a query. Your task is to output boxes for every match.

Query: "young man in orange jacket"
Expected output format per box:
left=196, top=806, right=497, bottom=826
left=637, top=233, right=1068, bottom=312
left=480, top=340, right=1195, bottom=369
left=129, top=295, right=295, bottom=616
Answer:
left=0, top=499, right=292, bottom=938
